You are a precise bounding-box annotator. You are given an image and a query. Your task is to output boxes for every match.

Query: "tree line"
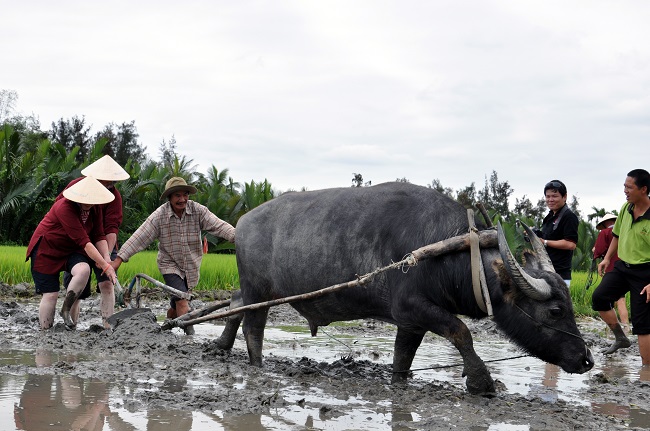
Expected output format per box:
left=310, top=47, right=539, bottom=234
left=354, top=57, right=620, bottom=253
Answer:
left=2, top=89, right=614, bottom=271
left=0, top=90, right=275, bottom=251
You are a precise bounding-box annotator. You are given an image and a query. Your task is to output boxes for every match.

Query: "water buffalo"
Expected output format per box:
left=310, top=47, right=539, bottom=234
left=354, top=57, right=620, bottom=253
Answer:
left=217, top=182, right=594, bottom=394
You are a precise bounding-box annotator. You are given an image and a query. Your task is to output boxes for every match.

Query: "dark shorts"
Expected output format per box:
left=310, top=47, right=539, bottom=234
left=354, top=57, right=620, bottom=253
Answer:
left=31, top=251, right=91, bottom=295
left=62, top=249, right=117, bottom=299
left=163, top=274, right=189, bottom=309
left=592, top=260, right=650, bottom=335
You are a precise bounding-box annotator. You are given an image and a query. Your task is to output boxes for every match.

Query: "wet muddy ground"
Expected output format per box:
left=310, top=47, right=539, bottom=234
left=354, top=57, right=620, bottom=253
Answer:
left=1, top=282, right=649, bottom=430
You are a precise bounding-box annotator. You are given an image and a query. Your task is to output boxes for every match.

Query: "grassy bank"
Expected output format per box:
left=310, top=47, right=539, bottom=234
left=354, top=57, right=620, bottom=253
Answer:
left=1, top=245, right=610, bottom=318
left=0, top=245, right=238, bottom=292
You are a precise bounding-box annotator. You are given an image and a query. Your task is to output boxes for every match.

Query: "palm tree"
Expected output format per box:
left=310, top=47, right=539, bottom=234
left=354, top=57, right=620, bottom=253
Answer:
left=164, top=154, right=198, bottom=183
left=587, top=206, right=606, bottom=225
left=232, top=180, right=274, bottom=221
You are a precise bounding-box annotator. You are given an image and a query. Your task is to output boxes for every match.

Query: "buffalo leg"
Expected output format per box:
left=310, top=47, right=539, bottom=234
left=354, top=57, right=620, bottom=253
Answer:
left=242, top=308, right=269, bottom=367
left=215, top=290, right=243, bottom=350
left=393, top=297, right=495, bottom=394
left=392, top=328, right=426, bottom=383
left=447, top=322, right=495, bottom=395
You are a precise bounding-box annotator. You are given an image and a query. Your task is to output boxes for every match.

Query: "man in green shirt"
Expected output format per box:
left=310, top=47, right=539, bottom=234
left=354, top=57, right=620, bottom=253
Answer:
left=592, top=169, right=650, bottom=366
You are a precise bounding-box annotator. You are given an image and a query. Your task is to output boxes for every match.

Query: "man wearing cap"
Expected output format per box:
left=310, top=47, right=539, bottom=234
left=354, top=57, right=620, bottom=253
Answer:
left=111, top=176, right=236, bottom=335
left=57, top=155, right=130, bottom=329
left=592, top=169, right=650, bottom=364
left=593, top=213, right=629, bottom=336
left=26, top=176, right=118, bottom=329
left=539, top=180, right=579, bottom=286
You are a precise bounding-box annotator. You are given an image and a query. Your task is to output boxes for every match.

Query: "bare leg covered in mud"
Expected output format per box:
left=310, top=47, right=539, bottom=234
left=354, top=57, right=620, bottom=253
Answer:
left=640, top=334, right=650, bottom=366
left=60, top=263, right=91, bottom=330
left=98, top=280, right=115, bottom=329
left=39, top=293, right=58, bottom=329
left=599, top=309, right=631, bottom=354
left=175, top=299, right=194, bottom=335
left=616, top=297, right=630, bottom=333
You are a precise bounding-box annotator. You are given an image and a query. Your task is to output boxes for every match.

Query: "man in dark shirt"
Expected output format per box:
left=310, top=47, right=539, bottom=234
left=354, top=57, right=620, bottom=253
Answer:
left=539, top=180, right=579, bottom=286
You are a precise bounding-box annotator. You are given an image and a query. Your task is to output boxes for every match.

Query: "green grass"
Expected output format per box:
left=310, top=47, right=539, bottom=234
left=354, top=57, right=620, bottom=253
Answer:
left=0, top=246, right=30, bottom=286
left=570, top=271, right=630, bottom=319
left=0, top=245, right=239, bottom=292
left=569, top=271, right=599, bottom=317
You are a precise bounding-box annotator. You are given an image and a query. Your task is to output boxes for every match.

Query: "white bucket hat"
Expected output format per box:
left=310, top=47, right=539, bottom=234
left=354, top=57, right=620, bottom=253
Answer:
left=81, top=155, right=130, bottom=181
left=62, top=176, right=116, bottom=205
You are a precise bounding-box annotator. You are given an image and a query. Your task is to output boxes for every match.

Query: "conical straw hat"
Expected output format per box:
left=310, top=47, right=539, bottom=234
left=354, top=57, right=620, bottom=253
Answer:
left=81, top=155, right=130, bottom=181
left=62, top=176, right=116, bottom=205
left=596, top=213, right=617, bottom=230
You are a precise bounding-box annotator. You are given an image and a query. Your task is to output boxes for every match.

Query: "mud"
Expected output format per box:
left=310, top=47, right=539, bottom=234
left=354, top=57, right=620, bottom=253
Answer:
left=1, top=282, right=649, bottom=430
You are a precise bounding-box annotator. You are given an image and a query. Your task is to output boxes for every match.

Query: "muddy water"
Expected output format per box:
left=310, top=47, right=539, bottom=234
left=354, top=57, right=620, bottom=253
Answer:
left=2, top=318, right=650, bottom=431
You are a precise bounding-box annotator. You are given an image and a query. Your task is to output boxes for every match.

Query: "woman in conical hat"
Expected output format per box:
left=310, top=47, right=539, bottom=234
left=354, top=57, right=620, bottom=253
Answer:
left=57, top=155, right=130, bottom=328
left=26, top=176, right=117, bottom=330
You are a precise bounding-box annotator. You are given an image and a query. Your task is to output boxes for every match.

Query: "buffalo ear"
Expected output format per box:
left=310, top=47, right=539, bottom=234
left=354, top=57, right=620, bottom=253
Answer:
left=522, top=251, right=543, bottom=271
left=492, top=258, right=512, bottom=286
left=492, top=259, right=517, bottom=302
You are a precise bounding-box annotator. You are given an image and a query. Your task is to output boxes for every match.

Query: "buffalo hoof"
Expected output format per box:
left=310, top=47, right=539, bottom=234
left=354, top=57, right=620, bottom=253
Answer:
left=465, top=374, right=495, bottom=395
left=391, top=370, right=411, bottom=384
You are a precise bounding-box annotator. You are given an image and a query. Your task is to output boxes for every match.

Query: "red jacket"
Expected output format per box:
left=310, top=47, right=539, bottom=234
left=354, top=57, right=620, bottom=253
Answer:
left=26, top=198, right=106, bottom=274
left=593, top=227, right=619, bottom=273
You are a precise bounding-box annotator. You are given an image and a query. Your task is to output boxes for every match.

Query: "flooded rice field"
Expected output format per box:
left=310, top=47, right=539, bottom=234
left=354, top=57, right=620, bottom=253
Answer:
left=0, top=294, right=649, bottom=430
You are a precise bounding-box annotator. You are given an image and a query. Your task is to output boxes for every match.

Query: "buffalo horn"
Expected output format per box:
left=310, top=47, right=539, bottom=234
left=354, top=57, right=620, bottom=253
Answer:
left=518, top=220, right=555, bottom=272
left=497, top=222, right=552, bottom=300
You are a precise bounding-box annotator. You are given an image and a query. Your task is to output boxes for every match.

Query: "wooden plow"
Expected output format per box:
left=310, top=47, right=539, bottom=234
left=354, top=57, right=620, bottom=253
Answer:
left=159, top=227, right=498, bottom=331
left=114, top=273, right=193, bottom=309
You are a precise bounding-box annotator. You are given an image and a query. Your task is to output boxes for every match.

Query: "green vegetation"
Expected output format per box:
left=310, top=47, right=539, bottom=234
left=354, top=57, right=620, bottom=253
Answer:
left=0, top=245, right=238, bottom=292
left=0, top=245, right=29, bottom=286
left=569, top=272, right=600, bottom=317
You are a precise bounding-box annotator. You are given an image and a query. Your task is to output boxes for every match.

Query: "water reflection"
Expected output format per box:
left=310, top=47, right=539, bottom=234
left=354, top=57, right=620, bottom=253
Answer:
left=14, top=349, right=110, bottom=431
left=592, top=402, right=650, bottom=429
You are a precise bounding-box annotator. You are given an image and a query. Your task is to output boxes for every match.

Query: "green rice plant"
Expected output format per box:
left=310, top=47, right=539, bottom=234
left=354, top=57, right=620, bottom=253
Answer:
left=196, top=253, right=239, bottom=291
left=0, top=246, right=239, bottom=292
left=111, top=251, right=239, bottom=292
left=569, top=271, right=597, bottom=317
left=0, top=246, right=31, bottom=284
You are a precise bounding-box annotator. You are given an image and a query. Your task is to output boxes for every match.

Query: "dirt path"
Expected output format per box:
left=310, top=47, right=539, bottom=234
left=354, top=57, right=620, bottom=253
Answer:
left=1, top=282, right=648, bottom=430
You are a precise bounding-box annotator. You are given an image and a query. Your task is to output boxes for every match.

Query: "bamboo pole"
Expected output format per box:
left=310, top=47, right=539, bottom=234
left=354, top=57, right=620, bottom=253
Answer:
left=410, top=229, right=497, bottom=261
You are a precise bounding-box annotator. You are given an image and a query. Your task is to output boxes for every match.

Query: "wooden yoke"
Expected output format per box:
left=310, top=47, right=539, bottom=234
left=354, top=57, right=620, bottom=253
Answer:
left=410, top=229, right=497, bottom=261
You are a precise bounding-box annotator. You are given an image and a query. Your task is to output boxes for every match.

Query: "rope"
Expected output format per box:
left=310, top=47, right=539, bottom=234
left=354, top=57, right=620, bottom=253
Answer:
left=319, top=327, right=530, bottom=375
left=394, top=354, right=530, bottom=374
left=514, top=304, right=584, bottom=340
left=320, top=328, right=354, bottom=356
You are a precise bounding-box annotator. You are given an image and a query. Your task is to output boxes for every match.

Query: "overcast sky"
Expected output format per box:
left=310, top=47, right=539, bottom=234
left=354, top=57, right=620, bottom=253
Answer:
left=3, top=1, right=649, bottom=219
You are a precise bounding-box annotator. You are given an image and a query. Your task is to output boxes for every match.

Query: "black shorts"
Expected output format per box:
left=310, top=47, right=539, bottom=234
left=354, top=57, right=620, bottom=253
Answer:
left=62, top=249, right=117, bottom=299
left=163, top=274, right=189, bottom=309
left=31, top=251, right=91, bottom=295
left=592, top=260, right=650, bottom=335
